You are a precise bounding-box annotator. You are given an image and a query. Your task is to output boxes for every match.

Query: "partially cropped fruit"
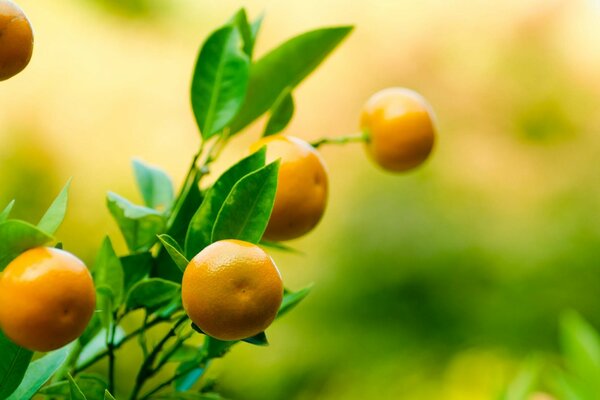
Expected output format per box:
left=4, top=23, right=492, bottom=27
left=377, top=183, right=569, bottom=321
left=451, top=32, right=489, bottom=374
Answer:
left=0, top=0, right=34, bottom=81
left=182, top=240, right=283, bottom=341
left=251, top=135, right=328, bottom=241
left=0, top=247, right=96, bottom=352
left=361, top=87, right=435, bottom=172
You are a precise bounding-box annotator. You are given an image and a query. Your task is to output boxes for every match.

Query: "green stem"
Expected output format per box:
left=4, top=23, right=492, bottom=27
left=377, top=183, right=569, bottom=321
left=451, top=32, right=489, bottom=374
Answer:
left=129, top=316, right=188, bottom=400
left=138, top=358, right=207, bottom=400
left=310, top=132, right=369, bottom=149
left=107, top=315, right=118, bottom=393
left=154, top=331, right=194, bottom=372
left=74, top=316, right=171, bottom=375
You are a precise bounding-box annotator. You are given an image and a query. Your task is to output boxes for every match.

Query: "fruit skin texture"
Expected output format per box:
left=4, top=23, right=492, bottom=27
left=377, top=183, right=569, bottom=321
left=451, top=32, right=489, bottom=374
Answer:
left=0, top=247, right=96, bottom=352
left=182, top=240, right=283, bottom=341
left=361, top=87, right=435, bottom=172
left=251, top=135, right=328, bottom=241
left=0, top=0, right=34, bottom=81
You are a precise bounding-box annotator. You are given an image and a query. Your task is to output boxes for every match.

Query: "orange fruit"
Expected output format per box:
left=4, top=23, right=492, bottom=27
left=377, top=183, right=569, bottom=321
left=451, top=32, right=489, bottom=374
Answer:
left=0, top=247, right=96, bottom=352
left=181, top=240, right=283, bottom=341
left=361, top=87, right=436, bottom=172
left=251, top=135, right=328, bottom=241
left=0, top=0, right=34, bottom=81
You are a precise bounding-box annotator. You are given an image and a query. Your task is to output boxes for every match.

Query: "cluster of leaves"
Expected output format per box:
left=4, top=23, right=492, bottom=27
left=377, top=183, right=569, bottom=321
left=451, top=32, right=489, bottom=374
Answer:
left=0, top=7, right=351, bottom=400
left=500, top=311, right=600, bottom=400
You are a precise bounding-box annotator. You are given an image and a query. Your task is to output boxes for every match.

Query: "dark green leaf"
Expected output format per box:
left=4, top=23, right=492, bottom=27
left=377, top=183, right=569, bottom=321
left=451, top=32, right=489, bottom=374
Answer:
left=126, top=278, right=181, bottom=312
left=0, top=331, right=33, bottom=399
left=106, top=192, right=166, bottom=253
left=185, top=148, right=266, bottom=257
left=93, top=237, right=124, bottom=310
left=231, top=9, right=253, bottom=57
left=211, top=160, right=279, bottom=243
left=229, top=26, right=353, bottom=134
left=105, top=389, right=117, bottom=400
left=263, top=89, right=294, bottom=136
left=6, top=344, right=71, bottom=400
left=0, top=200, right=15, bottom=223
left=158, top=234, right=189, bottom=272
left=38, top=178, right=71, bottom=235
left=0, top=220, right=53, bottom=271
left=133, top=159, right=175, bottom=212
left=241, top=331, right=268, bottom=346
left=155, top=295, right=183, bottom=319
left=68, top=374, right=87, bottom=400
left=277, top=285, right=313, bottom=318
left=121, top=252, right=153, bottom=294
left=191, top=25, right=250, bottom=138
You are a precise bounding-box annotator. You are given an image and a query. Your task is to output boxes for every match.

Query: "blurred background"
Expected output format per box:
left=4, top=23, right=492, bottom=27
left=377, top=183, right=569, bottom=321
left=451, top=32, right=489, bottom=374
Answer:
left=2, top=0, right=600, bottom=398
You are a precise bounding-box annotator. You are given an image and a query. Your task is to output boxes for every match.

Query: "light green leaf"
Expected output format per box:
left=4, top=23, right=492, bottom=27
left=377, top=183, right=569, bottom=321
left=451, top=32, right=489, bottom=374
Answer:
left=0, top=220, right=53, bottom=271
left=0, top=331, right=33, bottom=399
left=229, top=26, right=353, bottom=134
left=264, top=88, right=294, bottom=136
left=0, top=200, right=15, bottom=223
left=231, top=8, right=253, bottom=57
left=132, top=159, right=175, bottom=212
left=105, top=389, right=117, bottom=400
left=38, top=178, right=71, bottom=235
left=126, top=278, right=181, bottom=312
left=157, top=234, right=189, bottom=272
left=191, top=25, right=250, bottom=139
left=250, top=13, right=264, bottom=45
left=106, top=192, right=166, bottom=253
left=211, top=161, right=279, bottom=244
left=499, top=358, right=539, bottom=400
left=6, top=344, right=71, bottom=400
left=68, top=374, right=87, bottom=400
left=277, top=285, right=313, bottom=318
left=38, top=373, right=107, bottom=399
left=93, top=237, right=124, bottom=311
left=185, top=148, right=266, bottom=257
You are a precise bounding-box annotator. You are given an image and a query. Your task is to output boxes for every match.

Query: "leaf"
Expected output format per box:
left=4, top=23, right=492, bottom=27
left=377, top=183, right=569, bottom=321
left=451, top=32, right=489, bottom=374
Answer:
left=211, top=160, right=279, bottom=244
left=203, top=336, right=235, bottom=359
left=250, top=13, right=264, bottom=45
left=0, top=331, right=33, bottom=399
left=157, top=234, right=189, bottom=272
left=6, top=344, right=71, bottom=400
left=499, top=358, right=539, bottom=400
left=277, top=285, right=313, bottom=318
left=231, top=8, right=254, bottom=57
left=93, top=237, right=124, bottom=311
left=263, top=89, right=294, bottom=136
left=0, top=220, right=53, bottom=271
left=241, top=331, right=268, bottom=346
left=38, top=373, right=107, bottom=399
left=105, top=390, right=117, bottom=400
left=259, top=240, right=303, bottom=254
left=191, top=25, right=250, bottom=139
left=68, top=374, right=87, bottom=400
left=560, top=311, right=600, bottom=394
left=229, top=26, right=353, bottom=134
left=0, top=200, right=15, bottom=223
left=76, top=328, right=125, bottom=370
left=174, top=360, right=208, bottom=393
left=126, top=278, right=181, bottom=312
left=162, top=345, right=199, bottom=364
left=106, top=192, right=166, bottom=253
left=153, top=392, right=224, bottom=400
left=38, top=178, right=71, bottom=235
left=132, top=159, right=175, bottom=212
left=121, top=252, right=153, bottom=294
left=185, top=148, right=266, bottom=257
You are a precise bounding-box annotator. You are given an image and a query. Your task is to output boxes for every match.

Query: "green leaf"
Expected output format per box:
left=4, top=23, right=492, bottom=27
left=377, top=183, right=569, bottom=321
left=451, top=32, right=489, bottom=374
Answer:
left=242, top=331, right=268, bottom=346
left=174, top=359, right=208, bottom=393
left=250, top=13, right=264, bottom=46
left=211, top=160, right=279, bottom=244
left=0, top=331, right=33, bottom=399
left=126, top=278, right=181, bottom=312
left=76, top=328, right=125, bottom=370
left=38, top=373, right=107, bottom=399
left=6, top=344, right=71, bottom=400
left=0, top=220, right=53, bottom=271
left=191, top=25, right=250, bottom=139
left=68, top=374, right=87, bottom=400
left=229, top=26, right=353, bottom=134
left=93, top=237, right=124, bottom=311
left=263, top=89, right=294, bottom=136
left=161, top=344, right=199, bottom=364
left=106, top=192, right=166, bottom=253
left=121, top=252, right=153, bottom=294
left=203, top=336, right=235, bottom=359
left=231, top=9, right=253, bottom=57
left=132, top=159, right=175, bottom=212
left=499, top=358, right=539, bottom=400
left=152, top=392, right=224, bottom=400
left=0, top=200, right=15, bottom=223
left=259, top=240, right=303, bottom=254
left=560, top=311, right=600, bottom=394
left=157, top=234, right=189, bottom=272
left=154, top=169, right=202, bottom=282
left=277, top=285, right=313, bottom=318
left=185, top=148, right=266, bottom=257
left=38, top=178, right=71, bottom=235
left=105, top=390, right=117, bottom=400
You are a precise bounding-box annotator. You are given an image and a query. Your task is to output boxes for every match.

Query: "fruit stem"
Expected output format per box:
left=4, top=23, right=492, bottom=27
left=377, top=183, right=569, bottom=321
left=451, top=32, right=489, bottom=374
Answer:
left=310, top=132, right=369, bottom=149
left=107, top=314, right=118, bottom=393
